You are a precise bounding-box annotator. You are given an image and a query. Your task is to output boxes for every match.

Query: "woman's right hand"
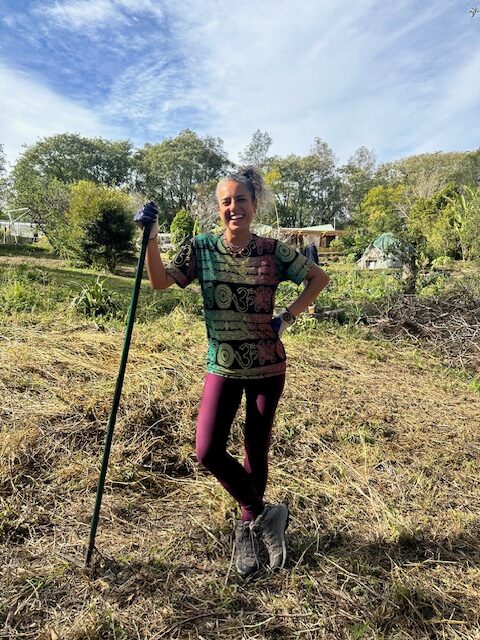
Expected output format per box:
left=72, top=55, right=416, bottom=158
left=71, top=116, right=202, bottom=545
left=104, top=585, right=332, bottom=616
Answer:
left=134, top=201, right=159, bottom=239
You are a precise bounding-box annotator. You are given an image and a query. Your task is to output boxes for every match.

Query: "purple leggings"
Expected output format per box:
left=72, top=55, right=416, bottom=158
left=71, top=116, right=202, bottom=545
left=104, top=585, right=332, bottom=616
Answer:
left=196, top=373, right=285, bottom=522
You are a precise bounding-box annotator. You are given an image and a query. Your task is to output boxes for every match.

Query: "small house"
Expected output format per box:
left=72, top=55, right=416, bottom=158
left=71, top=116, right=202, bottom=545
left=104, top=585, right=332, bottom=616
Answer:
left=277, top=225, right=345, bottom=256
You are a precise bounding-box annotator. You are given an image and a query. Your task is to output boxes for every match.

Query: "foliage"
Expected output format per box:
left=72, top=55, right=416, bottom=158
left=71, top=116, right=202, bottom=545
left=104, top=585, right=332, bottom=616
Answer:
left=71, top=276, right=121, bottom=319
left=378, top=151, right=475, bottom=199
left=360, top=184, right=406, bottom=236
left=67, top=181, right=135, bottom=272
left=340, top=146, right=377, bottom=219
left=449, top=186, right=480, bottom=261
left=329, top=227, right=375, bottom=259
left=11, top=175, right=72, bottom=255
left=170, top=209, right=195, bottom=251
left=0, top=264, right=61, bottom=313
left=407, top=184, right=460, bottom=260
left=0, top=143, right=8, bottom=216
left=11, top=135, right=134, bottom=255
left=191, top=179, right=219, bottom=232
left=265, top=138, right=342, bottom=227
left=134, top=130, right=229, bottom=224
left=238, top=130, right=272, bottom=168
left=13, top=133, right=133, bottom=187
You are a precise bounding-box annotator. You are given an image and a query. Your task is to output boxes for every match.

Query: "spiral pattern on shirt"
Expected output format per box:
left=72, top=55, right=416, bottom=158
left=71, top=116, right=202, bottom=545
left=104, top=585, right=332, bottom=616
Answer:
left=275, top=242, right=296, bottom=262
left=217, top=343, right=235, bottom=367
left=214, top=283, right=233, bottom=309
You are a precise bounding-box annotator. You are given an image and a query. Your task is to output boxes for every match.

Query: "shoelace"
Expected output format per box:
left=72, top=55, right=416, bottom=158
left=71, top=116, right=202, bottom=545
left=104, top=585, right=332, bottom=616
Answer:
left=239, top=525, right=259, bottom=563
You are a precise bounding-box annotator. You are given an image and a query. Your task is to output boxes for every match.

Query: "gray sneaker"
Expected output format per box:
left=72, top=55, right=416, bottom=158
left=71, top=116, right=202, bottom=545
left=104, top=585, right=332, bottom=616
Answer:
left=253, top=503, right=289, bottom=570
left=234, top=521, right=260, bottom=577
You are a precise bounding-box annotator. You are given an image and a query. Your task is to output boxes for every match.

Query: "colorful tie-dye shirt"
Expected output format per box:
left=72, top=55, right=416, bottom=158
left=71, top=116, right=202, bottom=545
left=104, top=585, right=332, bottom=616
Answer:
left=166, top=234, right=314, bottom=379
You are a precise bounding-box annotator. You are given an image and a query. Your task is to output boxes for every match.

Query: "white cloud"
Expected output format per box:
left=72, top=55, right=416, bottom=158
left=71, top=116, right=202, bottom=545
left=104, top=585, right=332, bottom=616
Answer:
left=150, top=0, right=480, bottom=162
left=39, top=0, right=163, bottom=33
left=0, top=63, right=125, bottom=166
left=3, top=0, right=479, bottom=167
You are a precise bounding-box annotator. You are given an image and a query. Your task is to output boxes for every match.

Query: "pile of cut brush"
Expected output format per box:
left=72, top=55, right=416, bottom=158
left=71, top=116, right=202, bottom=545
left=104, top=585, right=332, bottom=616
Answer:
left=367, top=288, right=480, bottom=372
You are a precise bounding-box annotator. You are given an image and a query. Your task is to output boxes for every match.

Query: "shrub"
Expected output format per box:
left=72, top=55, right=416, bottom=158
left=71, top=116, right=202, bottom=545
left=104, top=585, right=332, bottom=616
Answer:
left=67, top=181, right=136, bottom=272
left=170, top=209, right=194, bottom=251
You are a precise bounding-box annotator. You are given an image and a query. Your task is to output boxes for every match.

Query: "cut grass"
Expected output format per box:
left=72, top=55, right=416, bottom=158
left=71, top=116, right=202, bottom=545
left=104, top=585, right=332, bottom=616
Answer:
left=2, top=249, right=480, bottom=639
left=2, top=313, right=480, bottom=639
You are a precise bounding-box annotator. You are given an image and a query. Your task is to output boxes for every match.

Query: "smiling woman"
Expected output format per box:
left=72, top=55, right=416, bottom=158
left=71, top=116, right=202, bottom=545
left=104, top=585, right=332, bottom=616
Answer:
left=136, top=166, right=329, bottom=578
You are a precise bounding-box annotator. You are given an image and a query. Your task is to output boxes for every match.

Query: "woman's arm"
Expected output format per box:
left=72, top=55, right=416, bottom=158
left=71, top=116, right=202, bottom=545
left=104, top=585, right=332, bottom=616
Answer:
left=145, top=237, right=176, bottom=290
left=288, top=264, right=330, bottom=318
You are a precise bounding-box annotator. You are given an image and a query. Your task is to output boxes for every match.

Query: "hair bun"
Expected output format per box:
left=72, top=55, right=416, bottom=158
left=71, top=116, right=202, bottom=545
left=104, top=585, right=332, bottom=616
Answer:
left=215, top=165, right=270, bottom=207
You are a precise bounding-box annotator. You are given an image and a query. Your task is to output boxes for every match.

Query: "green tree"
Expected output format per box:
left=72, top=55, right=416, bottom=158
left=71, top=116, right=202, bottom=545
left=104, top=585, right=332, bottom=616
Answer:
left=450, top=186, right=480, bottom=260
left=407, top=184, right=460, bottom=260
left=11, top=134, right=134, bottom=250
left=13, top=133, right=133, bottom=186
left=340, top=146, right=377, bottom=219
left=170, top=209, right=195, bottom=250
left=264, top=139, right=341, bottom=227
left=360, top=184, right=406, bottom=236
left=0, top=144, right=8, bottom=217
left=12, top=175, right=71, bottom=252
left=134, top=130, right=229, bottom=224
left=376, top=151, right=473, bottom=199
left=68, top=181, right=135, bottom=272
left=239, top=130, right=272, bottom=168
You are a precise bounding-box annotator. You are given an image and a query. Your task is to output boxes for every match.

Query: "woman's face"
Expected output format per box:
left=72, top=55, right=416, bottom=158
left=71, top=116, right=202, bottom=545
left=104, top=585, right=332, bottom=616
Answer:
left=217, top=180, right=256, bottom=235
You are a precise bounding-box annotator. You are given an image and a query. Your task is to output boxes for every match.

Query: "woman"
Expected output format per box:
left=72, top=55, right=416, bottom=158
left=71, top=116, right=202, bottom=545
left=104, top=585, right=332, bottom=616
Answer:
left=135, top=167, right=329, bottom=577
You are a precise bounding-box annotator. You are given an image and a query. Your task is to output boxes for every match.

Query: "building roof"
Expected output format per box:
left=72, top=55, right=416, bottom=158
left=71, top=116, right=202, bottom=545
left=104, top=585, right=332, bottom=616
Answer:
left=279, top=224, right=344, bottom=236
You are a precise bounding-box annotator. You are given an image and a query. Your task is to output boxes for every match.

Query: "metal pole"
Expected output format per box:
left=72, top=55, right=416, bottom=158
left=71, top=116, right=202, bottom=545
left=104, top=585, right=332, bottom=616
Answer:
left=85, top=223, right=151, bottom=567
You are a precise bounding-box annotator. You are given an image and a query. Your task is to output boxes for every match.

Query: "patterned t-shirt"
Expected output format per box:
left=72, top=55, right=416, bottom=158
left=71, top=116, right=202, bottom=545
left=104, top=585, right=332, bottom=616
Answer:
left=166, top=233, right=314, bottom=379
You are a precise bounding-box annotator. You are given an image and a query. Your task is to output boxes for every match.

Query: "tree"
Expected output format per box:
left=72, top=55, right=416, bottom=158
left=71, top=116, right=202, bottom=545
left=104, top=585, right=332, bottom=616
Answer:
left=239, top=130, right=272, bottom=168
left=68, top=181, right=135, bottom=272
left=12, top=174, right=71, bottom=253
left=11, top=134, right=134, bottom=250
left=264, top=139, right=341, bottom=227
left=407, top=184, right=460, bottom=260
left=134, top=130, right=229, bottom=224
left=13, top=133, right=133, bottom=186
left=360, top=185, right=406, bottom=236
left=0, top=144, right=8, bottom=217
left=377, top=152, right=470, bottom=200
left=170, top=209, right=195, bottom=251
left=340, top=147, right=377, bottom=219
left=450, top=186, right=480, bottom=260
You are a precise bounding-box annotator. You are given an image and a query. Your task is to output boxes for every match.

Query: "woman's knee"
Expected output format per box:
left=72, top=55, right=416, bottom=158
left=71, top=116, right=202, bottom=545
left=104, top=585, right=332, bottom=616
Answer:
left=196, top=442, right=222, bottom=471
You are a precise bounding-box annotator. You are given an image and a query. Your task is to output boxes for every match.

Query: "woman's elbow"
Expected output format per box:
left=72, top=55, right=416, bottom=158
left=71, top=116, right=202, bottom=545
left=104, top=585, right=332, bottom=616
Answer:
left=313, top=269, right=329, bottom=292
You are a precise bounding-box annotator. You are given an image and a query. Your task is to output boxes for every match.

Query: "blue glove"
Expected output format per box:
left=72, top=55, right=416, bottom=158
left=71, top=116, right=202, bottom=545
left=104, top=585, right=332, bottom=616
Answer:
left=134, top=202, right=158, bottom=239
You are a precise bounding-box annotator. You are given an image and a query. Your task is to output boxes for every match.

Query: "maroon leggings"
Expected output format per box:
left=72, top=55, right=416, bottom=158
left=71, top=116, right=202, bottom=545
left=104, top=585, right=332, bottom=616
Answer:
left=196, top=373, right=285, bottom=522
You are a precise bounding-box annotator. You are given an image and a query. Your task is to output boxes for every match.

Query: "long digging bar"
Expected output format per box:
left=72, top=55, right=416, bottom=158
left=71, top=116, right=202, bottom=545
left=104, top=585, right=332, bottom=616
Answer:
left=85, top=222, right=152, bottom=567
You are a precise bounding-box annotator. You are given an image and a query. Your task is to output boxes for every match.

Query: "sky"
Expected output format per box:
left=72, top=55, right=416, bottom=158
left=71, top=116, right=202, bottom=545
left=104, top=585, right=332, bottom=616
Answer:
left=1, top=0, right=479, bottom=168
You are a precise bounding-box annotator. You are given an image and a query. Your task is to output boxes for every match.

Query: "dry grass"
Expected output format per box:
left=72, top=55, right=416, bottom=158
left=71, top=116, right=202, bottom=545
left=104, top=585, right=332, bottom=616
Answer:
left=2, top=302, right=480, bottom=640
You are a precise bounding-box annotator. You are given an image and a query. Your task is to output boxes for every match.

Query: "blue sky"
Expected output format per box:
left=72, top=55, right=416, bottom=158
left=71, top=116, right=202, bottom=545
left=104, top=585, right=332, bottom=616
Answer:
left=1, top=0, right=479, bottom=167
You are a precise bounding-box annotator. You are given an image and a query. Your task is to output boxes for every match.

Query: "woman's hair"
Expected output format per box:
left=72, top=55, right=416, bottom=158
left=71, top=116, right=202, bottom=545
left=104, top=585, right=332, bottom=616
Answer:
left=215, top=166, right=268, bottom=207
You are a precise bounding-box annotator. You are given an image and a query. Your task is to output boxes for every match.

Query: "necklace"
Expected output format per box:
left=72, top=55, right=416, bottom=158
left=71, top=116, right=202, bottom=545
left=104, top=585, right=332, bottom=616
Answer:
left=223, top=232, right=253, bottom=256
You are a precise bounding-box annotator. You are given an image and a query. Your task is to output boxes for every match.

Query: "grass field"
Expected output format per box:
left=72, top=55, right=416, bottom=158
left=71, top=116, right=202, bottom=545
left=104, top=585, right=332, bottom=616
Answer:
left=1, top=245, right=480, bottom=639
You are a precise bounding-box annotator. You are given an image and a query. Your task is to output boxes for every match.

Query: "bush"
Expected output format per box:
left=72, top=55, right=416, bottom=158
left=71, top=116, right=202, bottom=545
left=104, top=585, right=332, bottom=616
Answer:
left=67, top=181, right=136, bottom=272
left=170, top=209, right=194, bottom=251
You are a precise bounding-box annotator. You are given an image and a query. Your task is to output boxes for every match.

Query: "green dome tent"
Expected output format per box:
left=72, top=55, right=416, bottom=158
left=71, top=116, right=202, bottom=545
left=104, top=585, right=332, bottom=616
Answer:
left=357, top=233, right=414, bottom=269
